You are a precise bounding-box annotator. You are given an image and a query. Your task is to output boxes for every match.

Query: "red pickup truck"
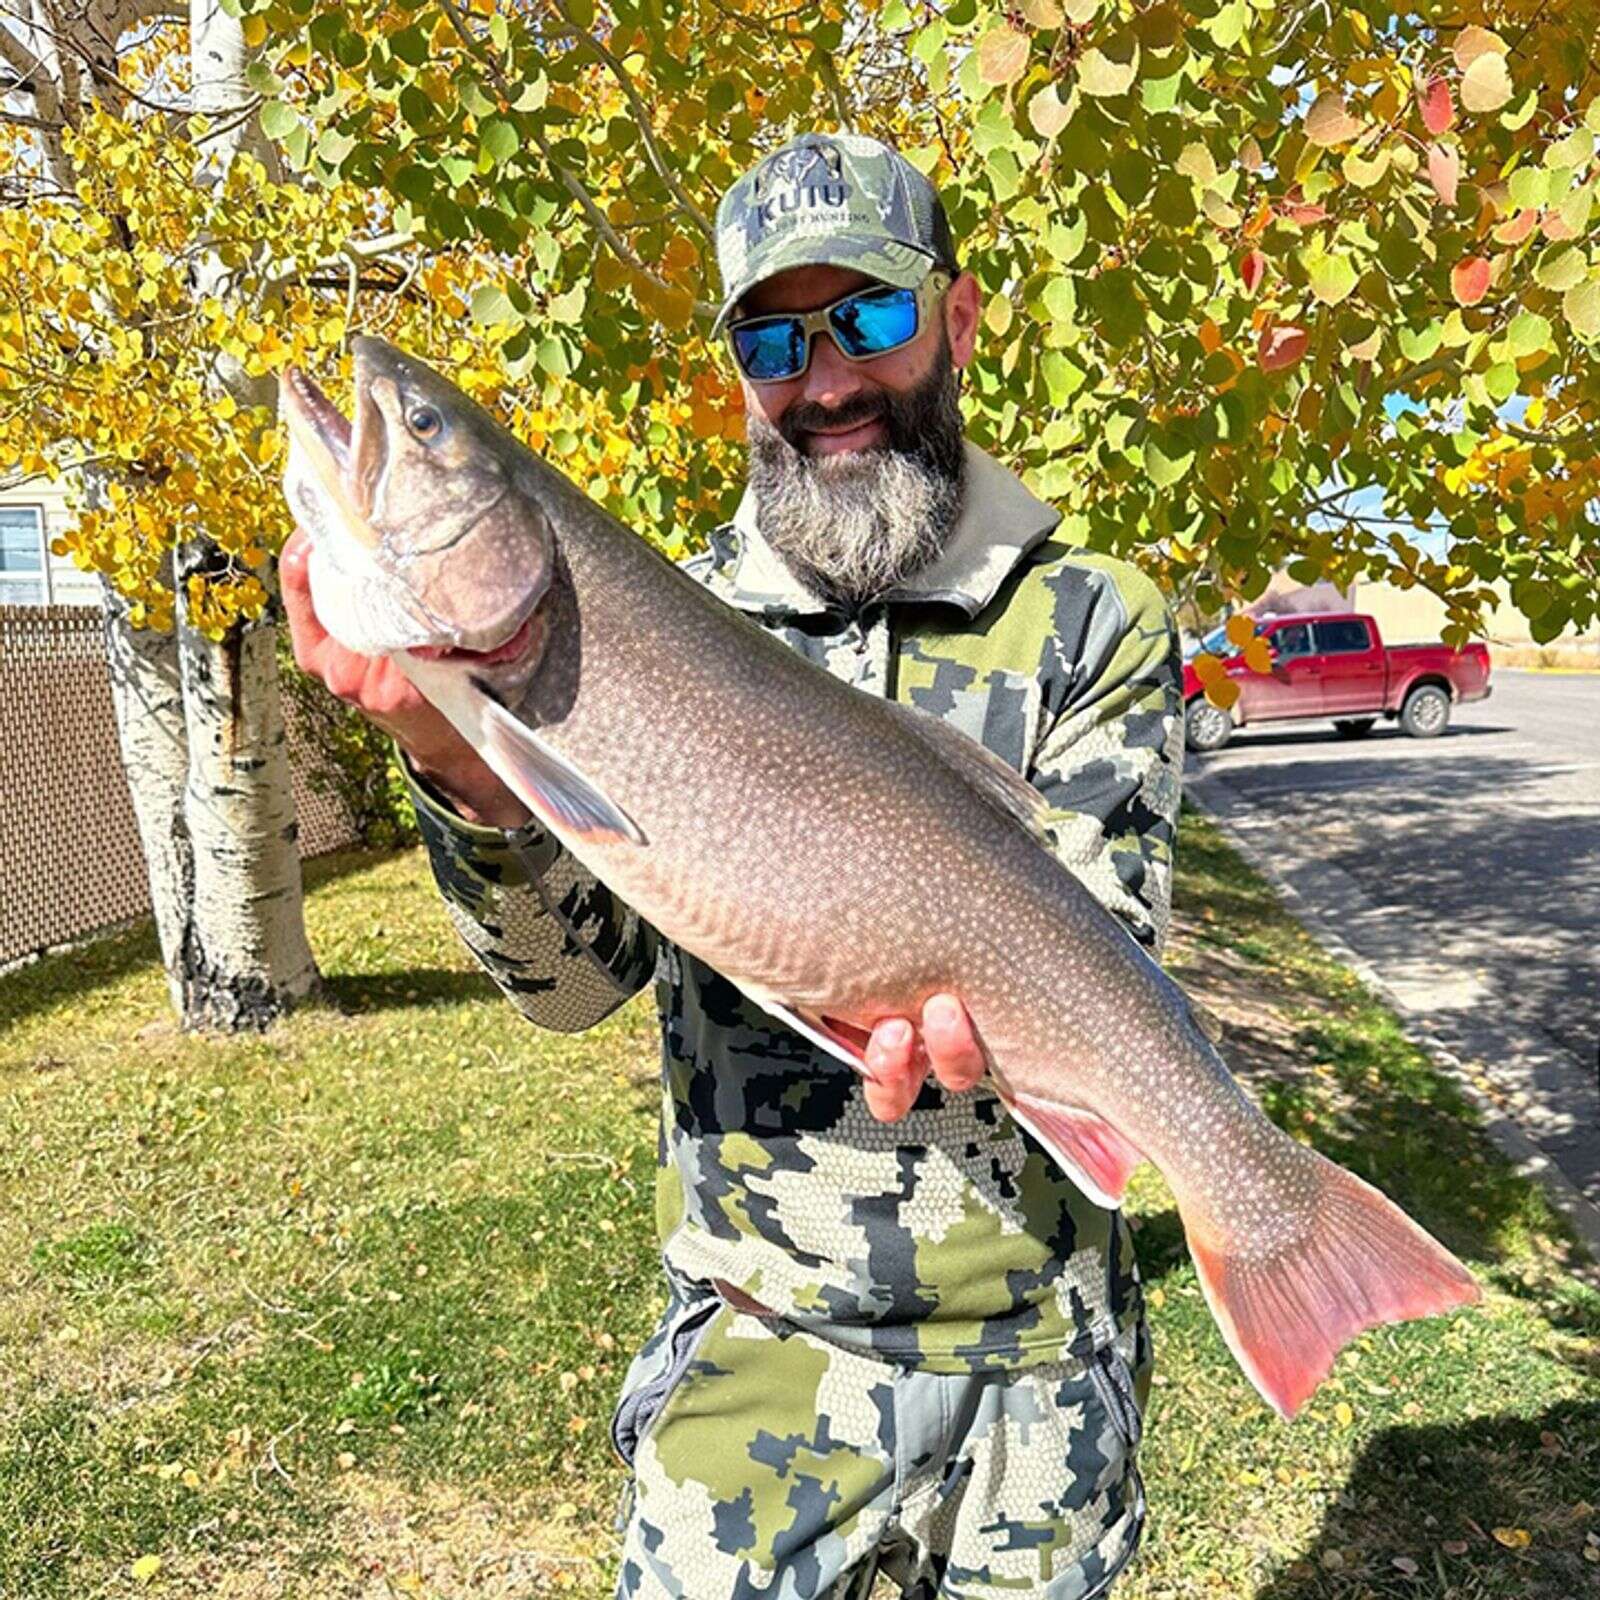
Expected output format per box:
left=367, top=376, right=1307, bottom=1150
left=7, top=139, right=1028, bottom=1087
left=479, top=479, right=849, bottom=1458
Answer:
left=1183, top=612, right=1492, bottom=752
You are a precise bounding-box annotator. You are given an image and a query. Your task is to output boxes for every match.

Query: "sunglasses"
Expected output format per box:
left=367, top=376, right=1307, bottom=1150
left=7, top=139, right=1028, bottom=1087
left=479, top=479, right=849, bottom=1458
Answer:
left=726, top=273, right=952, bottom=383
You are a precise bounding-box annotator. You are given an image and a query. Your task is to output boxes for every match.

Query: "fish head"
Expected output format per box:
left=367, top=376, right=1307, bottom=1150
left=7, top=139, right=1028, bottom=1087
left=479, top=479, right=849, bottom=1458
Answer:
left=281, top=335, right=555, bottom=693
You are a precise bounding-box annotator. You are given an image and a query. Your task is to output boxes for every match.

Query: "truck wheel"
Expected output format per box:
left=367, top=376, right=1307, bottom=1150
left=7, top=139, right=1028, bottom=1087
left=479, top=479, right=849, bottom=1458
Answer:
left=1185, top=698, right=1233, bottom=752
left=1400, top=685, right=1450, bottom=739
left=1333, top=718, right=1377, bottom=738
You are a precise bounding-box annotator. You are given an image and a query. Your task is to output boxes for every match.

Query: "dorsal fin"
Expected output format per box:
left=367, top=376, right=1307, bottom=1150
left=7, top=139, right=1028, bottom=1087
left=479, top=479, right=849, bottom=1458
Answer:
left=882, top=698, right=1052, bottom=844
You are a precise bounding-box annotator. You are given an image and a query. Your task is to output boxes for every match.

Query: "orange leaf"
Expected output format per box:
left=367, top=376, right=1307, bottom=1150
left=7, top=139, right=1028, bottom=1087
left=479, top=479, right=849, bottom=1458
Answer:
left=1258, top=324, right=1309, bottom=372
left=1427, top=143, right=1460, bottom=207
left=1306, top=90, right=1364, bottom=147
left=977, top=25, right=1030, bottom=86
left=1198, top=318, right=1223, bottom=354
left=1243, top=198, right=1273, bottom=239
left=1282, top=201, right=1329, bottom=225
left=1492, top=208, right=1537, bottom=245
left=1451, top=255, right=1491, bottom=305
left=1191, top=651, right=1225, bottom=685
left=1452, top=25, right=1506, bottom=71
left=1540, top=208, right=1577, bottom=241
left=1224, top=614, right=1256, bottom=647
left=1239, top=247, right=1267, bottom=295
left=1242, top=637, right=1274, bottom=673
left=1206, top=678, right=1241, bottom=711
left=1419, top=74, right=1454, bottom=134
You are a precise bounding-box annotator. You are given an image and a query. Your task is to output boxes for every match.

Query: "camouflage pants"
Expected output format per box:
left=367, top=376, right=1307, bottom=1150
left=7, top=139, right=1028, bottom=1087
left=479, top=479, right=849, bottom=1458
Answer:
left=610, top=1288, right=1151, bottom=1599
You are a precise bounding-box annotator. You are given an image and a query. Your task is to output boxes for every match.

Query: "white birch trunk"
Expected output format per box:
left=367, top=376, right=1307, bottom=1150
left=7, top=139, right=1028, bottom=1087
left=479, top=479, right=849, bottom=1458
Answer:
left=174, top=542, right=319, bottom=1029
left=101, top=564, right=193, bottom=1013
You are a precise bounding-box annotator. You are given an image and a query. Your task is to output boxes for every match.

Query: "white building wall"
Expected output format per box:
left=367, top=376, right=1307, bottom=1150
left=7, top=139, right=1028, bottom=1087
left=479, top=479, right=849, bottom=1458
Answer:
left=0, top=474, right=101, bottom=607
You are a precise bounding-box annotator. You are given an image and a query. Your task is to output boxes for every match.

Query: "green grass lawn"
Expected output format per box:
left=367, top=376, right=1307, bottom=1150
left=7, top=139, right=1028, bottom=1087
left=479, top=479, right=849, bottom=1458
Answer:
left=1, top=813, right=1595, bottom=1599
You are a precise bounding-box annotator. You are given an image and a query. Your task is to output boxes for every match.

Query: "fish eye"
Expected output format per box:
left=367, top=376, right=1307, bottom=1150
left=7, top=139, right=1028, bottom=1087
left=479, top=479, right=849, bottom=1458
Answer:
left=406, top=403, right=444, bottom=441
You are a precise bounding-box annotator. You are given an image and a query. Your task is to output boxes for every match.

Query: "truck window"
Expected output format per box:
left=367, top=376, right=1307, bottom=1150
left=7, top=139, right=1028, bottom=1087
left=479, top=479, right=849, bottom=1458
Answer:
left=1269, top=622, right=1313, bottom=658
left=1314, top=619, right=1372, bottom=654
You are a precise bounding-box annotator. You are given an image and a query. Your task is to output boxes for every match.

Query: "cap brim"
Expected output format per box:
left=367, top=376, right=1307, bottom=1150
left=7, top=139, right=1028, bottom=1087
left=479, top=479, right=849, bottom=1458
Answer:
left=711, top=239, right=937, bottom=335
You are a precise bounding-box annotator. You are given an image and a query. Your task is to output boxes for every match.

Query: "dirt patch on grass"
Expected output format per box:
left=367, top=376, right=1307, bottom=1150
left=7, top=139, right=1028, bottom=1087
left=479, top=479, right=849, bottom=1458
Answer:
left=154, top=1476, right=612, bottom=1599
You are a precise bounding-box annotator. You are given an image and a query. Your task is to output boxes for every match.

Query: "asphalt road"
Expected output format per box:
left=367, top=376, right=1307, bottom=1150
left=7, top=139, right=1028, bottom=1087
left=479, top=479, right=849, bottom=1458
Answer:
left=1186, top=669, right=1600, bottom=1245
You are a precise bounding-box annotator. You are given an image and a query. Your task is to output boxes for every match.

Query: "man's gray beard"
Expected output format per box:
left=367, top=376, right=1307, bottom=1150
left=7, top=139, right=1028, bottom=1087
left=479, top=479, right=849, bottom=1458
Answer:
left=746, top=337, right=966, bottom=612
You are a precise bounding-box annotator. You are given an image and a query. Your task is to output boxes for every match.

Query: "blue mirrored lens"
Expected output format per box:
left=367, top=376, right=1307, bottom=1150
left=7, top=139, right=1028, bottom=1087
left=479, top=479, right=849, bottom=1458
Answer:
left=830, top=288, right=918, bottom=357
left=732, top=320, right=807, bottom=380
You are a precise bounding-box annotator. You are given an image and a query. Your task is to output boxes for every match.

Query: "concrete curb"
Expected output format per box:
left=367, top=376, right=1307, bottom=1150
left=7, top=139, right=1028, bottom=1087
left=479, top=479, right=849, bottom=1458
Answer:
left=1188, top=779, right=1600, bottom=1282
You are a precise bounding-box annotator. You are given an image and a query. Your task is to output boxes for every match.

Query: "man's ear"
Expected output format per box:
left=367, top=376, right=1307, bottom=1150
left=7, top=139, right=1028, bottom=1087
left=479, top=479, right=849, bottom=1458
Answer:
left=943, top=271, right=982, bottom=368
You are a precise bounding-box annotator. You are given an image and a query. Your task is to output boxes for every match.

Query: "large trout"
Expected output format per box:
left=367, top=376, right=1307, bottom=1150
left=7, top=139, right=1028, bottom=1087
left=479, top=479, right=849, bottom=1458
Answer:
left=280, top=336, right=1478, bottom=1419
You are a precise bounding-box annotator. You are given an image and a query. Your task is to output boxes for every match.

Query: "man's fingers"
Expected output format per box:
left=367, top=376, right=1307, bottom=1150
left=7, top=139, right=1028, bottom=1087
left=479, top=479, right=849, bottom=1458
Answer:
left=921, top=994, right=988, bottom=1092
left=863, top=1016, right=926, bottom=1123
left=279, top=529, right=331, bottom=669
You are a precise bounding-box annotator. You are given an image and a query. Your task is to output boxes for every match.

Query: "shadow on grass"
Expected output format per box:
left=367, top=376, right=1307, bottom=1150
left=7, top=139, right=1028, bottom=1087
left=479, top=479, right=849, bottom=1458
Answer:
left=321, top=967, right=492, bottom=1013
left=0, top=846, right=401, bottom=1036
left=1256, top=1400, right=1600, bottom=1600
left=0, top=918, right=162, bottom=1034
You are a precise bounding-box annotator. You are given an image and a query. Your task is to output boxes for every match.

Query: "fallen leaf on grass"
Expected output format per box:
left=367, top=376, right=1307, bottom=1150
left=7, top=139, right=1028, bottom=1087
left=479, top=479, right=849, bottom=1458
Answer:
left=1491, top=1526, right=1531, bottom=1549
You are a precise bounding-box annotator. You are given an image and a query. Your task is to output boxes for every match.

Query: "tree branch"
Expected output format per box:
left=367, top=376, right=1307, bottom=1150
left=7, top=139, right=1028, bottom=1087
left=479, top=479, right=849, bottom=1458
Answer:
left=546, top=0, right=714, bottom=240
left=435, top=0, right=717, bottom=321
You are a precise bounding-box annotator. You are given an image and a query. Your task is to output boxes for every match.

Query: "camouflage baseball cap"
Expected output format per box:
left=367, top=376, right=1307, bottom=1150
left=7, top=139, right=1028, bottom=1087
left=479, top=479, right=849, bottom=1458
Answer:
left=712, top=132, right=958, bottom=334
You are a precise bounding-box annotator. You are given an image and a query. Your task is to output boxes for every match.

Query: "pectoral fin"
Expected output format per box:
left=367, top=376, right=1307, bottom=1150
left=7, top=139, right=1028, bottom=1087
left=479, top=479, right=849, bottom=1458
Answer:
left=729, top=982, right=871, bottom=1075
left=477, top=692, right=647, bottom=846
left=1002, top=1093, right=1144, bottom=1209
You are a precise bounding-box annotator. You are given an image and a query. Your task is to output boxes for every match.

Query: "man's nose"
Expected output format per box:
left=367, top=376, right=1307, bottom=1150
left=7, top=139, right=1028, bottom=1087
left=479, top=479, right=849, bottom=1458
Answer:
left=802, top=328, right=867, bottom=409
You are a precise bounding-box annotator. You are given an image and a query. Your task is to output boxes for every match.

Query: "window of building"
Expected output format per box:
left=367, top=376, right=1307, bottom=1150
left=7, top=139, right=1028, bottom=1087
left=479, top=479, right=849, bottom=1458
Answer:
left=0, top=506, right=48, bottom=606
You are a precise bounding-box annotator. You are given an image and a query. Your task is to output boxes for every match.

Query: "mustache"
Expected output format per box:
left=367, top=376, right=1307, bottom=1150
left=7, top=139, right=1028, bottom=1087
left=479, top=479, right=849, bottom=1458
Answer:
left=778, top=396, right=889, bottom=451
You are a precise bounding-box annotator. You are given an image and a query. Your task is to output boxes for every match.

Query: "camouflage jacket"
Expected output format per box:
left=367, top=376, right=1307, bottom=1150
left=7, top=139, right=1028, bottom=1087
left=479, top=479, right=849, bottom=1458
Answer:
left=409, top=440, right=1185, bottom=1373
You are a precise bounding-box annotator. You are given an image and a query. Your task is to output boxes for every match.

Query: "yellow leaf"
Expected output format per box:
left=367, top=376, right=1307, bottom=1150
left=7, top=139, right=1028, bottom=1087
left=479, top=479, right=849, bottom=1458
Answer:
left=1078, top=40, right=1140, bottom=98
left=1334, top=1400, right=1354, bottom=1427
left=241, top=14, right=266, bottom=46
left=1452, top=25, right=1506, bottom=70
left=1224, top=614, right=1255, bottom=647
left=1206, top=678, right=1240, bottom=711
left=1491, top=1527, right=1531, bottom=1549
left=1461, top=53, right=1512, bottom=114
left=132, top=1555, right=162, bottom=1583
left=977, top=25, right=1030, bottom=87
left=1191, top=651, right=1225, bottom=685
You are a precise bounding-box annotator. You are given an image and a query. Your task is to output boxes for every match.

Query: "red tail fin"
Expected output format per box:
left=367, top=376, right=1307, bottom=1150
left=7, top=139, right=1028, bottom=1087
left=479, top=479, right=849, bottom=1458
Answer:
left=1186, top=1155, right=1480, bottom=1419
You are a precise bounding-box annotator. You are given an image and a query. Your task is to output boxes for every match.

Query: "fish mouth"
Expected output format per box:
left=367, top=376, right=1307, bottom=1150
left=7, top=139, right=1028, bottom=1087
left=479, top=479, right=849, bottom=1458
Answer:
left=407, top=596, right=550, bottom=671
left=281, top=364, right=386, bottom=551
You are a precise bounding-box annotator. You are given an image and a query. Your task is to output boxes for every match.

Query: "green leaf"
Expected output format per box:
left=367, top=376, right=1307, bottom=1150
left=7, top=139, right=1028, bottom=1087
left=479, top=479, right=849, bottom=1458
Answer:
left=1504, top=311, right=1552, bottom=357
left=1563, top=276, right=1600, bottom=339
left=399, top=85, right=433, bottom=133
left=259, top=100, right=299, bottom=141
left=390, top=24, right=428, bottom=65
left=1304, top=247, right=1359, bottom=306
left=1078, top=38, right=1140, bottom=98
left=1040, top=275, right=1077, bottom=326
left=480, top=117, right=520, bottom=166
left=1534, top=244, right=1586, bottom=292
left=537, top=336, right=573, bottom=378
left=547, top=284, right=586, bottom=323
left=1507, top=167, right=1548, bottom=210
left=1206, top=0, right=1248, bottom=47
left=1145, top=437, right=1195, bottom=487
left=1484, top=360, right=1518, bottom=402
left=471, top=285, right=517, bottom=327
left=1040, top=350, right=1085, bottom=405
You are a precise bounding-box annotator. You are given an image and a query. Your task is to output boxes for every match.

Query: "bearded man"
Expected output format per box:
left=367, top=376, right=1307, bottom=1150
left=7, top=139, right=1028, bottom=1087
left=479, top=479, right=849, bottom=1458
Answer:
left=283, top=131, right=1184, bottom=1599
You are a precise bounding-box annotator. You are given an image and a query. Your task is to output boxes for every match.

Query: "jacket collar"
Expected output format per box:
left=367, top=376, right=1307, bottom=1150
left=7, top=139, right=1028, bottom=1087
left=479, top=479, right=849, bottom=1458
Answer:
left=721, top=440, right=1061, bottom=619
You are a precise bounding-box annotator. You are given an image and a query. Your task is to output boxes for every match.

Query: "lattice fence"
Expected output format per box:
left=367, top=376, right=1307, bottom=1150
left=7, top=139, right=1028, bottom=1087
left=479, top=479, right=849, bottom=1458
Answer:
left=0, top=605, right=359, bottom=969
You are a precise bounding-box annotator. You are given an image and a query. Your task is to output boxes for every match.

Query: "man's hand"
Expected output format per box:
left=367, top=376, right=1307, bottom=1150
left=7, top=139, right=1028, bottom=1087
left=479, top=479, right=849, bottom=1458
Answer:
left=862, top=995, right=988, bottom=1122
left=279, top=529, right=531, bottom=829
